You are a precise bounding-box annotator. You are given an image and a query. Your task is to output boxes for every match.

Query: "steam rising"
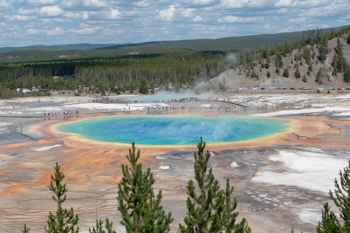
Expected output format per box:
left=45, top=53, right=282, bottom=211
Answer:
left=225, top=52, right=239, bottom=65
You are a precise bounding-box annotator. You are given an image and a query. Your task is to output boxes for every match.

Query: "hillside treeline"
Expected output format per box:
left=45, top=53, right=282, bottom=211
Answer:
left=237, top=27, right=350, bottom=85
left=0, top=52, right=225, bottom=98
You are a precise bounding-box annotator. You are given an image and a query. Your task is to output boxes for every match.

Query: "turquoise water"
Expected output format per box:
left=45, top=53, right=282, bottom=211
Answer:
left=58, top=116, right=289, bottom=145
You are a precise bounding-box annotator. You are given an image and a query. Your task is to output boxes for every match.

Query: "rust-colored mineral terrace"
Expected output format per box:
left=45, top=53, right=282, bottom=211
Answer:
left=1, top=113, right=350, bottom=233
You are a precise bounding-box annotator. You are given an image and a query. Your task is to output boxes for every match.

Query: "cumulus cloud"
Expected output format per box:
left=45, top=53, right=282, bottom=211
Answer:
left=39, top=5, right=63, bottom=17
left=134, top=0, right=151, bottom=7
left=275, top=0, right=295, bottom=7
left=26, top=0, right=58, bottom=6
left=63, top=0, right=107, bottom=10
left=14, top=15, right=33, bottom=21
left=191, top=0, right=216, bottom=5
left=47, top=27, right=65, bottom=35
left=103, top=8, right=121, bottom=19
left=220, top=15, right=260, bottom=23
left=75, top=24, right=99, bottom=35
left=159, top=5, right=177, bottom=21
left=193, top=15, right=203, bottom=22
left=0, top=0, right=349, bottom=46
left=159, top=5, right=197, bottom=21
left=221, top=0, right=275, bottom=8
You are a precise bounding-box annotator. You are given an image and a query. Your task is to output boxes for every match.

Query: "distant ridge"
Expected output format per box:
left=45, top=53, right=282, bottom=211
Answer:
left=0, top=24, right=348, bottom=62
left=0, top=43, right=116, bottom=52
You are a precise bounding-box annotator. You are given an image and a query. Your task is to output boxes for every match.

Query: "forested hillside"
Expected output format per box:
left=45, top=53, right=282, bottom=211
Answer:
left=207, top=27, right=350, bottom=92
left=0, top=26, right=345, bottom=63
left=1, top=26, right=350, bottom=99
left=0, top=52, right=225, bottom=98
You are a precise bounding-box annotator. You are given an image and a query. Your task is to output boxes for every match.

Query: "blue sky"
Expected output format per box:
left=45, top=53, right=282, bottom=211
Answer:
left=0, top=0, right=349, bottom=47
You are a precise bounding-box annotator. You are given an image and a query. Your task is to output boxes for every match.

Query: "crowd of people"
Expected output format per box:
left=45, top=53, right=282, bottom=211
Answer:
left=43, top=110, right=80, bottom=120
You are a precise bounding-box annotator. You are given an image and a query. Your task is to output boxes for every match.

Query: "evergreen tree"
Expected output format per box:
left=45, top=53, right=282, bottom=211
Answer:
left=333, top=39, right=345, bottom=73
left=222, top=180, right=251, bottom=233
left=261, top=49, right=268, bottom=60
left=347, top=34, right=350, bottom=45
left=117, top=143, right=173, bottom=233
left=344, top=64, right=350, bottom=83
left=138, top=80, right=149, bottom=94
left=317, top=203, right=341, bottom=233
left=179, top=139, right=250, bottom=233
left=47, top=163, right=79, bottom=233
left=330, top=161, right=350, bottom=232
left=21, top=224, right=30, bottom=233
left=275, top=54, right=283, bottom=69
left=302, top=47, right=312, bottom=66
left=317, top=161, right=350, bottom=233
left=89, top=219, right=116, bottom=233
left=318, top=39, right=328, bottom=63
left=295, top=66, right=301, bottom=79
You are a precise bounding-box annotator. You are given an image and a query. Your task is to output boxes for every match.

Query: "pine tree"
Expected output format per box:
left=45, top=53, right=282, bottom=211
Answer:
left=117, top=143, right=173, bottom=233
left=222, top=180, right=251, bottom=233
left=47, top=163, right=79, bottom=233
left=21, top=224, right=30, bottom=233
left=138, top=80, right=149, bottom=94
left=275, top=54, right=283, bottom=69
left=347, top=34, right=350, bottom=45
left=318, top=39, right=328, bottom=63
left=295, top=66, right=301, bottom=79
left=330, top=161, right=350, bottom=232
left=179, top=139, right=250, bottom=233
left=89, top=219, right=116, bottom=233
left=333, top=39, right=345, bottom=73
left=317, top=203, right=341, bottom=233
left=344, top=64, right=350, bottom=83
left=303, top=47, right=312, bottom=66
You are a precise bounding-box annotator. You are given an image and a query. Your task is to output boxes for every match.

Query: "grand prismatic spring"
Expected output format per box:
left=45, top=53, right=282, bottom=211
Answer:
left=1, top=94, right=350, bottom=233
left=57, top=116, right=289, bottom=145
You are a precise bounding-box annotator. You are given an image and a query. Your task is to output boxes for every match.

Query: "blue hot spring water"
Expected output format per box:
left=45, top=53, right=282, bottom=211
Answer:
left=57, top=116, right=289, bottom=145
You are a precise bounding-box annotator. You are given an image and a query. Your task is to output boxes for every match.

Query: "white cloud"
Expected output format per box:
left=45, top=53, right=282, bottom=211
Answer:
left=39, top=5, right=63, bottom=17
left=64, top=11, right=89, bottom=20
left=275, top=0, right=295, bottom=7
left=193, top=15, right=203, bottom=22
left=0, top=0, right=348, bottom=46
left=300, top=3, right=348, bottom=18
left=24, top=27, right=65, bottom=36
left=182, top=8, right=195, bottom=17
left=102, top=8, right=121, bottom=19
left=75, top=24, right=99, bottom=35
left=26, top=28, right=40, bottom=35
left=85, top=8, right=121, bottom=20
left=221, top=0, right=275, bottom=8
left=134, top=0, right=150, bottom=7
left=14, top=15, right=33, bottom=21
left=17, top=8, right=36, bottom=16
left=63, top=0, right=107, bottom=9
left=221, top=0, right=247, bottom=8
left=219, top=15, right=260, bottom=23
left=191, top=0, right=216, bottom=5
left=159, top=5, right=177, bottom=21
left=159, top=5, right=196, bottom=21
left=26, top=0, right=58, bottom=6
left=47, top=27, right=65, bottom=36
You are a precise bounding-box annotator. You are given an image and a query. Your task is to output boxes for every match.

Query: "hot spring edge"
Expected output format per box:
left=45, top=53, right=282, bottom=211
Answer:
left=56, top=115, right=290, bottom=146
